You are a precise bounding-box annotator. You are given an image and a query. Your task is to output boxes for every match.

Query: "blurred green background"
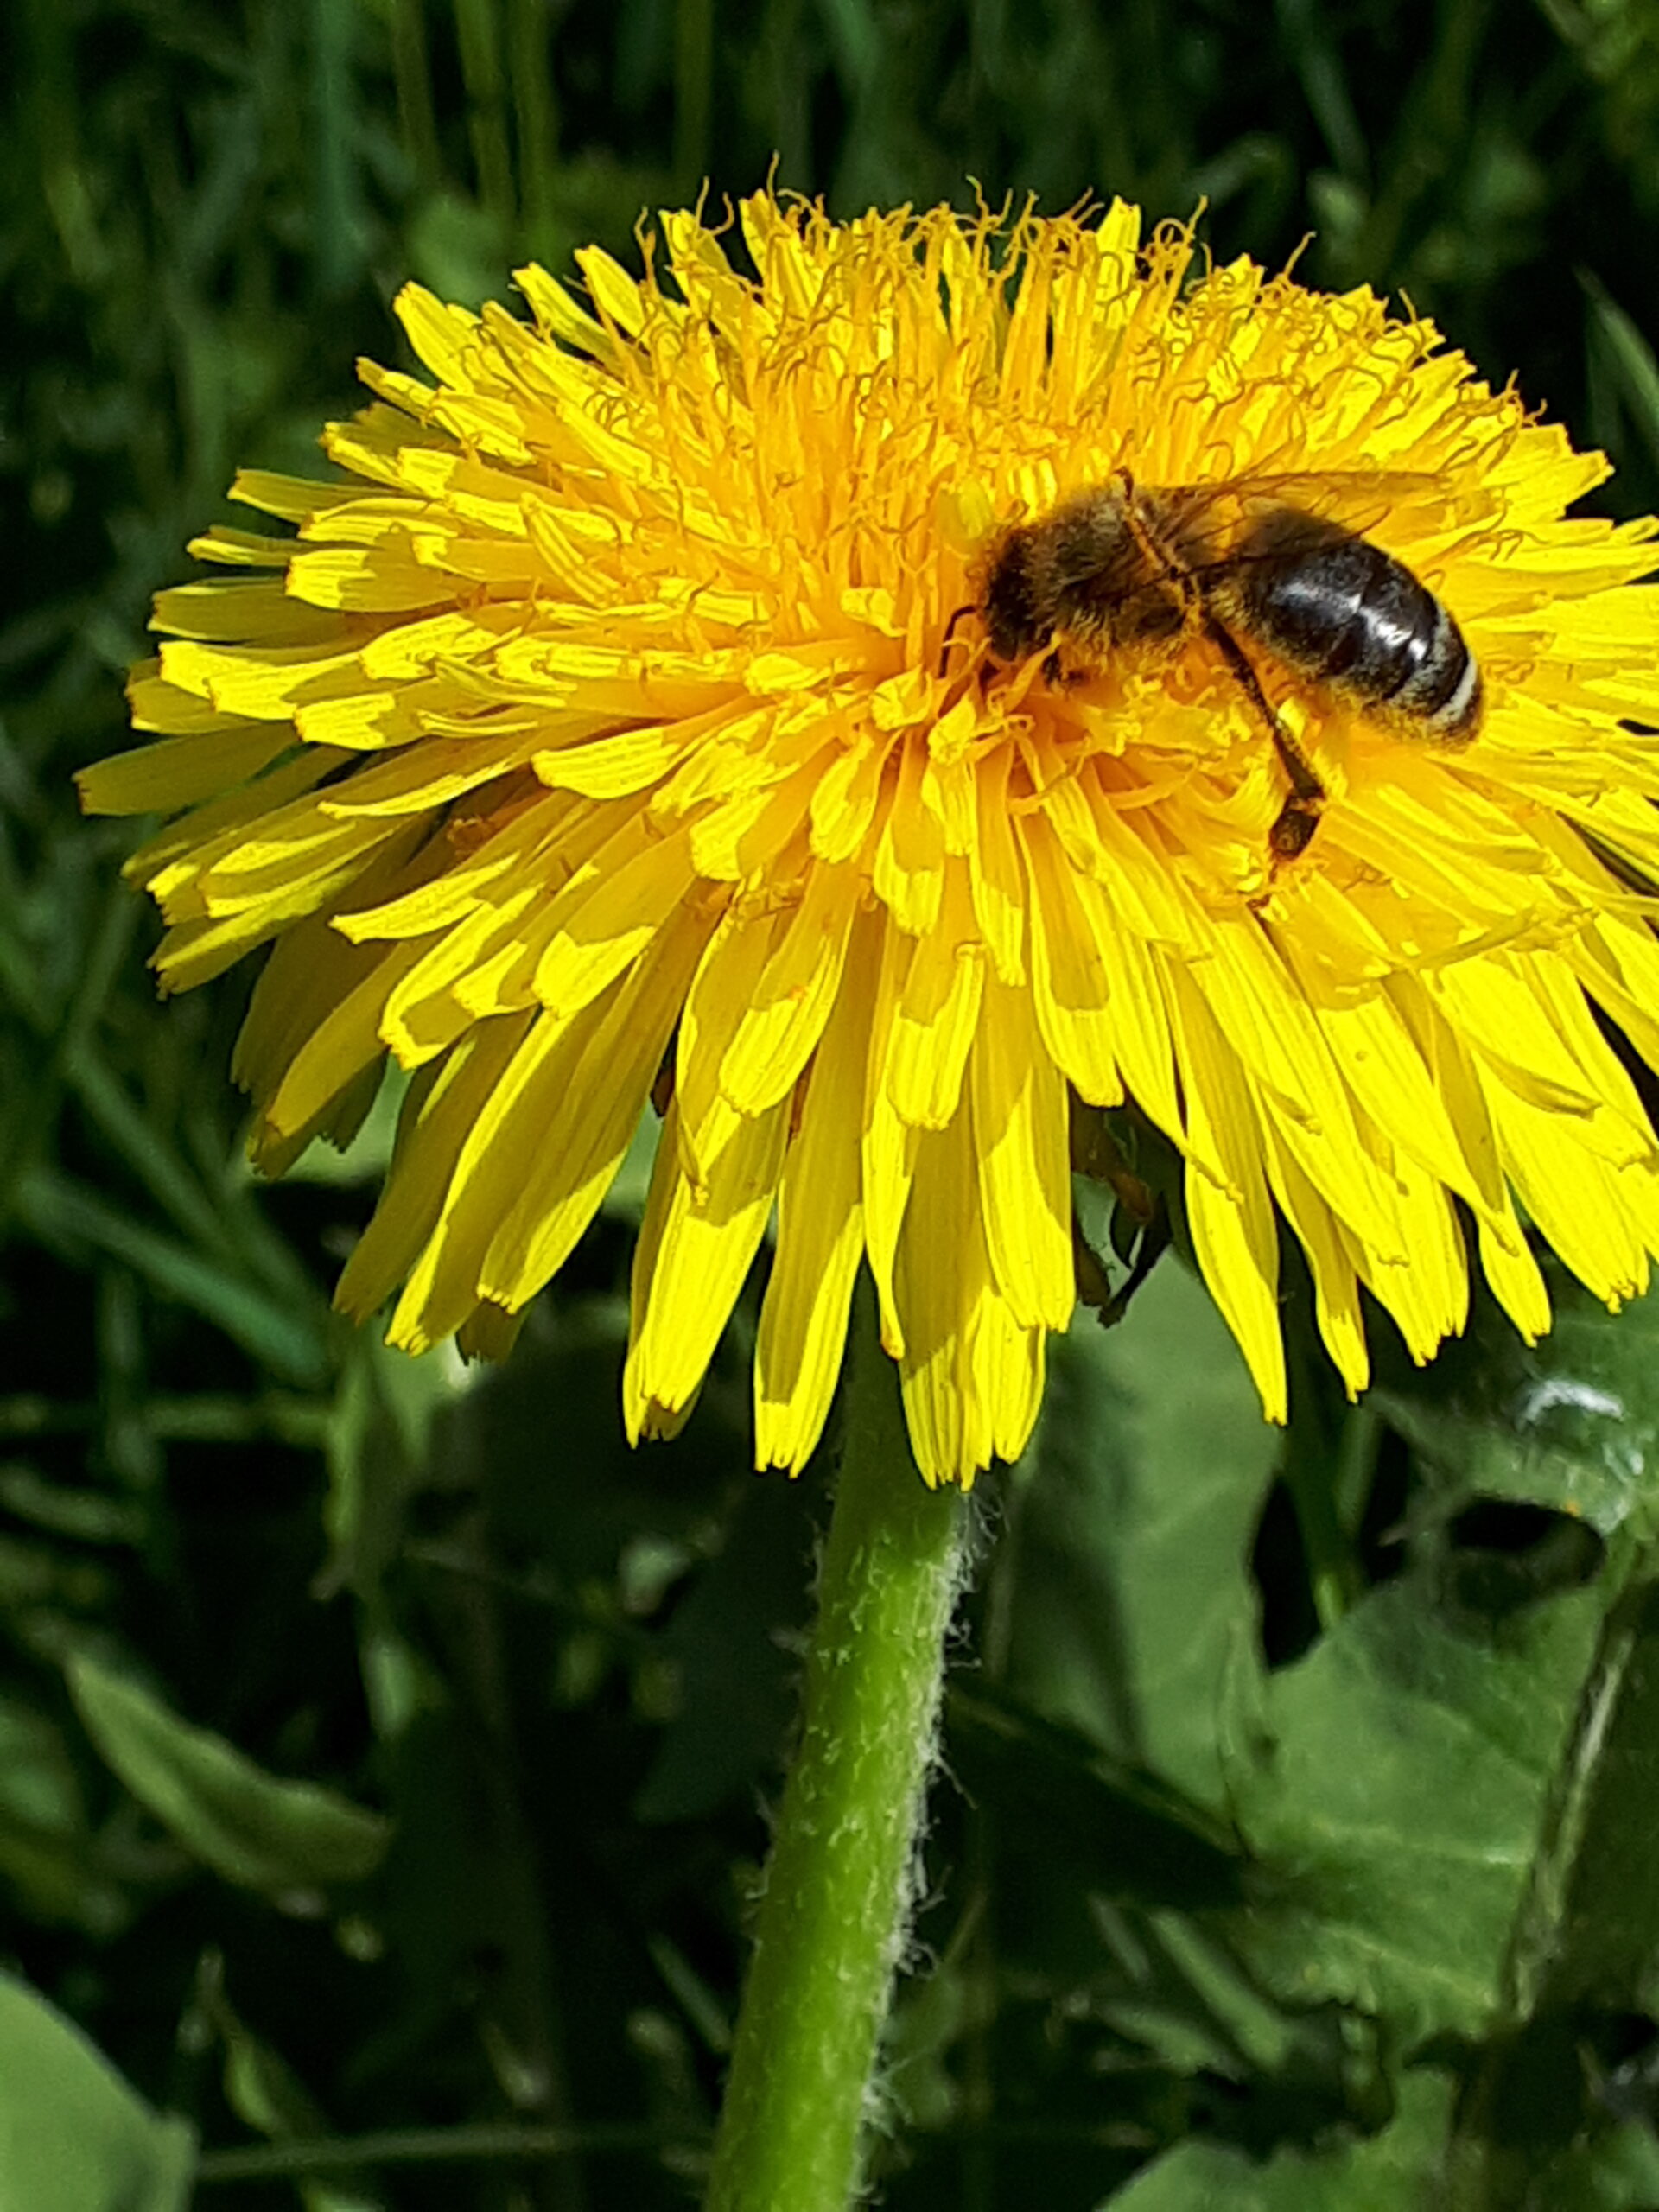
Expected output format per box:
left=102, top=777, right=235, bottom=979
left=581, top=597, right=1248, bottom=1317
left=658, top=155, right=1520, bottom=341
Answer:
left=10, top=3, right=1659, bottom=2209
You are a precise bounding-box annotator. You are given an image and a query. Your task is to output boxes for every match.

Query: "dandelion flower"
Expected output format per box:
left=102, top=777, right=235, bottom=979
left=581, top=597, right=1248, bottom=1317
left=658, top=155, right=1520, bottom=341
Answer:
left=80, top=194, right=1659, bottom=1484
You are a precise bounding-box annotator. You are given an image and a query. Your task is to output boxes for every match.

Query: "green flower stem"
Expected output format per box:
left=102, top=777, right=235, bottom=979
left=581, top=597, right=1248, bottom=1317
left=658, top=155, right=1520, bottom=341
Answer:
left=705, top=1285, right=969, bottom=2212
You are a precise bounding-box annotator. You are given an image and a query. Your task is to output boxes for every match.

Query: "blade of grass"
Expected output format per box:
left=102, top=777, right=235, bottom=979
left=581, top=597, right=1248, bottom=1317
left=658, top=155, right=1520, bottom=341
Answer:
left=456, top=0, right=515, bottom=232
left=510, top=0, right=561, bottom=254
left=674, top=0, right=715, bottom=200
left=385, top=0, right=442, bottom=189
left=309, top=0, right=363, bottom=296
left=16, top=1168, right=329, bottom=1387
left=1582, top=271, right=1659, bottom=476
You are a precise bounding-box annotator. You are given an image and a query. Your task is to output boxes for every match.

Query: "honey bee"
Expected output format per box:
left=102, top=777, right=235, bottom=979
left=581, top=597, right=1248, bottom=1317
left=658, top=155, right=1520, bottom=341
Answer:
left=966, top=469, right=1483, bottom=859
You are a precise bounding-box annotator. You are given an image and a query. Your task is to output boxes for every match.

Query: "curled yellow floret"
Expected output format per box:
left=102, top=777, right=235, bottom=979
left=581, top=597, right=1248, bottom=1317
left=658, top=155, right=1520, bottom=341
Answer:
left=80, top=192, right=1659, bottom=1483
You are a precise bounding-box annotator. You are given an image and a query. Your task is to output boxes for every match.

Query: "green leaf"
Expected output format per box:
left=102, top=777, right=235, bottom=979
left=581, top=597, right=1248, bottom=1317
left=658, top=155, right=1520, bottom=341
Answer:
left=1229, top=1572, right=1605, bottom=2044
left=0, top=1971, right=195, bottom=2212
left=67, top=1652, right=389, bottom=1898
left=1103, top=2065, right=1456, bottom=2209
left=1326, top=1275, right=1659, bottom=2035
left=1529, top=2120, right=1659, bottom=2212
left=0, top=1692, right=126, bottom=1933
left=1432, top=1567, right=1659, bottom=2204
left=1373, top=1274, right=1659, bottom=1539
left=1006, top=1257, right=1282, bottom=1809
left=195, top=1956, right=381, bottom=2212
left=0, top=1463, right=143, bottom=1546
left=1503, top=1569, right=1659, bottom=2018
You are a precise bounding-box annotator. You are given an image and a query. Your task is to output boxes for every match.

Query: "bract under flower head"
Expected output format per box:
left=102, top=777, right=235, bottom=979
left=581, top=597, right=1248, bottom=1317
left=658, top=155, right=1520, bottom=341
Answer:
left=81, top=192, right=1659, bottom=1484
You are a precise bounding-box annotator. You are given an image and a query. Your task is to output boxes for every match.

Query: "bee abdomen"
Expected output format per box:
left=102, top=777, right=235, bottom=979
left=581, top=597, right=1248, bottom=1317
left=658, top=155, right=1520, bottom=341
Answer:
left=1238, top=530, right=1482, bottom=741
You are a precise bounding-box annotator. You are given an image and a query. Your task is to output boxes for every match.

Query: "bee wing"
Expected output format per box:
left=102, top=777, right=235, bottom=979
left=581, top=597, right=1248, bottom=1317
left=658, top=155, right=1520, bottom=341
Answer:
left=1155, top=468, right=1478, bottom=542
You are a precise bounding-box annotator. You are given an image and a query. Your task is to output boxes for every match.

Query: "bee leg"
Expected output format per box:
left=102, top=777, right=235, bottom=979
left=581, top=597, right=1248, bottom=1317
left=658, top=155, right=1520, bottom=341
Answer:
left=1041, top=641, right=1096, bottom=689
left=1268, top=798, right=1323, bottom=859
left=937, top=602, right=976, bottom=677
left=1200, top=612, right=1327, bottom=859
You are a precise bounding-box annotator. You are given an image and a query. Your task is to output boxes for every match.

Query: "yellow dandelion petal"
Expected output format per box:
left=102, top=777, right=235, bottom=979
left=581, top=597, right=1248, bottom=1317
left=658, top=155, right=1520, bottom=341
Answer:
left=82, top=722, right=289, bottom=814
left=894, top=1099, right=1045, bottom=1487
left=969, top=972, right=1074, bottom=1333
left=86, top=190, right=1659, bottom=1484
left=481, top=932, right=709, bottom=1306
left=1262, top=1122, right=1370, bottom=1397
left=625, top=1092, right=791, bottom=1430
left=1352, top=1147, right=1471, bottom=1370
left=1166, top=963, right=1288, bottom=1421
left=334, top=1020, right=531, bottom=1326
left=719, top=865, right=860, bottom=1118
left=754, top=925, right=874, bottom=1473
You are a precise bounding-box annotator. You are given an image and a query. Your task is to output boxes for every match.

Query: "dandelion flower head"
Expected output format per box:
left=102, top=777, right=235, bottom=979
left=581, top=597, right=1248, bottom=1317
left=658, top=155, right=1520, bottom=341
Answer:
left=80, top=192, right=1659, bottom=1484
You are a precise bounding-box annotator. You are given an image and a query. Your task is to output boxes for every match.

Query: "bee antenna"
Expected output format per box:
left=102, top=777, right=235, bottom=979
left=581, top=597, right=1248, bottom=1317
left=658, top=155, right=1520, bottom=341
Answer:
left=938, top=603, right=976, bottom=676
